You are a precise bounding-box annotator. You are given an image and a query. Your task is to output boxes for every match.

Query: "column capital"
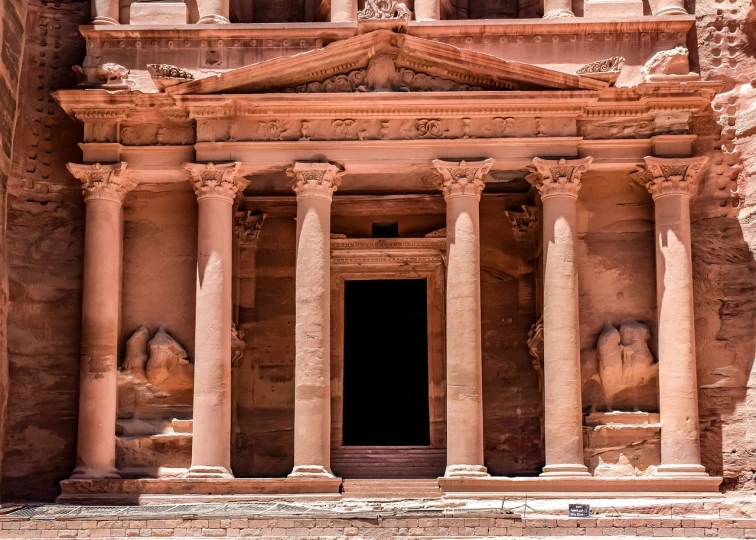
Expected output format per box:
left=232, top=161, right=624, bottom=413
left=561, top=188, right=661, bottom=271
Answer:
left=432, top=159, right=494, bottom=201
left=504, top=205, right=538, bottom=243
left=634, top=156, right=708, bottom=199
left=527, top=157, right=593, bottom=200
left=183, top=162, right=248, bottom=203
left=287, top=162, right=344, bottom=200
left=234, top=211, right=266, bottom=248
left=67, top=162, right=135, bottom=204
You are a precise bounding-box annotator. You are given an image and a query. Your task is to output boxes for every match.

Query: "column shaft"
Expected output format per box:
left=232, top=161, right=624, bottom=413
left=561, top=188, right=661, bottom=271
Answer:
left=288, top=162, right=342, bottom=478
left=414, top=0, right=440, bottom=20
left=197, top=0, right=230, bottom=24
left=543, top=0, right=574, bottom=17
left=91, top=0, right=119, bottom=24
left=528, top=157, right=592, bottom=477
left=649, top=0, right=687, bottom=15
left=331, top=0, right=357, bottom=22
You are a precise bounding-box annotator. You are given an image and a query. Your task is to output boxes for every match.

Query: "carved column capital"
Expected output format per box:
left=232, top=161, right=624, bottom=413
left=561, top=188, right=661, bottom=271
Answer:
left=432, top=159, right=494, bottom=200
left=505, top=205, right=539, bottom=243
left=287, top=162, right=344, bottom=200
left=634, top=156, right=708, bottom=199
left=234, top=211, right=266, bottom=248
left=527, top=157, right=593, bottom=200
left=68, top=162, right=136, bottom=204
left=183, top=162, right=248, bottom=203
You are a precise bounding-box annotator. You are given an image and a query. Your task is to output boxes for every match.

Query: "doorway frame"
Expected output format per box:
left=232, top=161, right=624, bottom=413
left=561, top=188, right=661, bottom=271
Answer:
left=330, top=237, right=447, bottom=450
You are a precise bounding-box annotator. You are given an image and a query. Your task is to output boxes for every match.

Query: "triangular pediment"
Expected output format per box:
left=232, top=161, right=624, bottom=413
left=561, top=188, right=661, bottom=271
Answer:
left=167, top=29, right=608, bottom=96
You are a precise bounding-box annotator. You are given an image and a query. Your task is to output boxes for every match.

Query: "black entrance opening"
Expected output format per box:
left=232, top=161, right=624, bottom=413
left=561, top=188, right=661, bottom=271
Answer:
left=342, top=279, right=430, bottom=446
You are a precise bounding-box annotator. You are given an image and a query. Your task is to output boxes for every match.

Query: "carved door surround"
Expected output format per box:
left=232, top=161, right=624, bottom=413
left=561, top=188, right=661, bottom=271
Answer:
left=329, top=237, right=447, bottom=452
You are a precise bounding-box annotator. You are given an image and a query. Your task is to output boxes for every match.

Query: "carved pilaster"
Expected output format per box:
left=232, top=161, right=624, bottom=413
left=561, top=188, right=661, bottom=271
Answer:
left=505, top=205, right=538, bottom=243
left=287, top=162, right=344, bottom=200
left=68, top=162, right=136, bottom=204
left=527, top=157, right=593, bottom=200
left=183, top=162, right=248, bottom=203
left=432, top=159, right=494, bottom=200
left=234, top=211, right=266, bottom=248
left=634, top=156, right=709, bottom=199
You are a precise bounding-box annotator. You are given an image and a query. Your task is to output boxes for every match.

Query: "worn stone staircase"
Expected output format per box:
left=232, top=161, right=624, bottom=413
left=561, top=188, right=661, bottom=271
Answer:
left=331, top=446, right=446, bottom=479
left=341, top=478, right=442, bottom=499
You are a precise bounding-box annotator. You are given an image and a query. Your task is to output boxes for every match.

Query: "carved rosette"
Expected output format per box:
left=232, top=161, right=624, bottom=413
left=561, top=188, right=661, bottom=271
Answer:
left=183, top=162, right=248, bottom=203
left=287, top=162, right=344, bottom=200
left=634, top=156, right=709, bottom=199
left=526, top=157, right=593, bottom=200
left=432, top=159, right=494, bottom=200
left=234, top=211, right=266, bottom=248
left=67, top=162, right=136, bottom=204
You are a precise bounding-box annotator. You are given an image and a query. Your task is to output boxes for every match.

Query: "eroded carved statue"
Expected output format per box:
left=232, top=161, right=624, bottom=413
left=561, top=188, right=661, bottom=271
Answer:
left=581, top=320, right=659, bottom=413
left=122, top=326, right=192, bottom=398
left=641, top=47, right=697, bottom=82
left=73, top=62, right=131, bottom=90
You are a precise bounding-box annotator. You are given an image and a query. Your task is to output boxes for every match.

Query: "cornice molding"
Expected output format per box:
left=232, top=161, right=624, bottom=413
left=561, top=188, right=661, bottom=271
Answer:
left=526, top=156, right=593, bottom=200
left=183, top=161, right=248, bottom=202
left=67, top=162, right=136, bottom=204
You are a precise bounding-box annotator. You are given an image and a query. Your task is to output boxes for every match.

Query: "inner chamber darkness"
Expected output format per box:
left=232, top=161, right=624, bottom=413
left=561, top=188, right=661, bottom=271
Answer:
left=343, top=279, right=430, bottom=446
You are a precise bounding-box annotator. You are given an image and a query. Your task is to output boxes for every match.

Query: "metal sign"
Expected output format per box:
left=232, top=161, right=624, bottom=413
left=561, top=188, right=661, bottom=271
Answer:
left=568, top=504, right=590, bottom=518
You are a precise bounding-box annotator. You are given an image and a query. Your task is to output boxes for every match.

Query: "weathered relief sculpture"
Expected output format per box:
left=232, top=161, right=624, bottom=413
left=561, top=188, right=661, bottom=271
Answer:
left=231, top=324, right=246, bottom=453
left=122, top=327, right=193, bottom=399
left=641, top=47, right=698, bottom=82
left=582, top=320, right=659, bottom=413
left=73, top=61, right=131, bottom=90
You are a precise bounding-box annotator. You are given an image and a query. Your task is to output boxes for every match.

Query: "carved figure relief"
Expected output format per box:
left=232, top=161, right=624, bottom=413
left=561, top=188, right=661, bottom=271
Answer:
left=333, top=119, right=367, bottom=140
left=157, top=125, right=196, bottom=146
left=358, top=0, right=412, bottom=21
left=579, top=119, right=654, bottom=139
left=486, top=117, right=515, bottom=138
left=581, top=321, right=659, bottom=413
left=122, top=326, right=193, bottom=399
left=73, top=62, right=131, bottom=90
left=641, top=47, right=697, bottom=82
left=121, top=124, right=160, bottom=146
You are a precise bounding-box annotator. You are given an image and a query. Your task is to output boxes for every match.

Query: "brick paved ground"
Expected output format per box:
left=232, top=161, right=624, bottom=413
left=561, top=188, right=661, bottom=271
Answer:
left=1, top=516, right=756, bottom=538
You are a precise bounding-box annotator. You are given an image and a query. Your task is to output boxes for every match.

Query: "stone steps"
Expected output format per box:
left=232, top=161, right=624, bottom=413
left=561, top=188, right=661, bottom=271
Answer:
left=332, top=446, right=446, bottom=479
left=341, top=478, right=443, bottom=499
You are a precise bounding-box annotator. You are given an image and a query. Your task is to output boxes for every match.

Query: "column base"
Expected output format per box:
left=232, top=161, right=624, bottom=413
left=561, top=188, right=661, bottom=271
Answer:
left=184, top=466, right=234, bottom=479
left=444, top=464, right=490, bottom=478
left=70, top=466, right=121, bottom=479
left=289, top=465, right=336, bottom=478
left=543, top=9, right=575, bottom=18
left=90, top=16, right=120, bottom=24
left=653, top=6, right=687, bottom=14
left=196, top=14, right=230, bottom=23
left=541, top=464, right=591, bottom=477
left=656, top=464, right=709, bottom=477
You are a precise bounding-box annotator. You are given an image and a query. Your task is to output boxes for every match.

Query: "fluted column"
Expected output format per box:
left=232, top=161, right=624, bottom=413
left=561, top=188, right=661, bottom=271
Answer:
left=184, top=162, right=248, bottom=478
left=543, top=0, right=575, bottom=18
left=331, top=0, right=357, bottom=21
left=649, top=0, right=687, bottom=15
left=527, top=157, right=592, bottom=477
left=197, top=0, right=230, bottom=24
left=433, top=159, right=493, bottom=478
left=67, top=162, right=135, bottom=478
left=91, top=0, right=119, bottom=24
left=635, top=156, right=708, bottom=476
left=414, top=0, right=440, bottom=20
left=288, top=162, right=343, bottom=478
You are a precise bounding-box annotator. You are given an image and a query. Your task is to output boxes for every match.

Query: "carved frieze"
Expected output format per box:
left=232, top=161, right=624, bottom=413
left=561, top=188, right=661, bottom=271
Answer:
left=358, top=0, right=412, bottom=20
left=576, top=56, right=626, bottom=76
left=432, top=159, right=494, bottom=200
left=633, top=156, right=708, bottom=199
left=527, top=157, right=593, bottom=200
left=183, top=162, right=248, bottom=202
left=287, top=162, right=344, bottom=199
left=68, top=162, right=136, bottom=204
left=120, top=123, right=196, bottom=146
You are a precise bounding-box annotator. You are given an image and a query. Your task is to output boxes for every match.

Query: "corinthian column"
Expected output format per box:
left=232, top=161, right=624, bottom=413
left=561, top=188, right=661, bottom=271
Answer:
left=288, top=162, right=343, bottom=478
left=91, top=0, right=119, bottom=24
left=414, top=0, right=440, bottom=20
left=527, top=157, right=592, bottom=477
left=67, top=162, right=135, bottom=478
left=433, top=159, right=493, bottom=478
left=649, top=0, right=687, bottom=15
left=184, top=162, right=248, bottom=478
left=635, top=156, right=708, bottom=476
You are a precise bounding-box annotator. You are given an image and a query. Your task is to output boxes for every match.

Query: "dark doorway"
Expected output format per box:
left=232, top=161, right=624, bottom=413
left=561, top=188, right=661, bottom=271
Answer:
left=342, top=279, right=430, bottom=446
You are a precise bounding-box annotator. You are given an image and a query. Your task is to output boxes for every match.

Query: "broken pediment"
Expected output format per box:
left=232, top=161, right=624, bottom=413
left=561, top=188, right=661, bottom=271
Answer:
left=167, top=29, right=609, bottom=96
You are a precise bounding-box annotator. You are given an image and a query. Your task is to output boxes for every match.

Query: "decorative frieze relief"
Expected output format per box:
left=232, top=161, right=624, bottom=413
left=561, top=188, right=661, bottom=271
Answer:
left=195, top=116, right=577, bottom=143
left=67, top=162, right=136, bottom=204
left=505, top=205, right=539, bottom=242
left=633, top=156, right=709, bottom=199
left=287, top=162, right=344, bottom=199
left=183, top=162, right=248, bottom=202
left=577, top=111, right=691, bottom=139
left=234, top=211, right=266, bottom=248
left=527, top=157, right=593, bottom=199
left=432, top=159, right=494, bottom=200
left=119, top=123, right=196, bottom=146
left=358, top=0, right=412, bottom=20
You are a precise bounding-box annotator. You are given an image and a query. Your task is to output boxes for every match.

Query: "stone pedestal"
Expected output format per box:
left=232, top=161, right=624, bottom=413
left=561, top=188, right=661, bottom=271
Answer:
left=528, top=157, right=593, bottom=478
left=67, top=163, right=135, bottom=479
left=288, top=162, right=343, bottom=478
left=636, top=157, right=709, bottom=477
left=184, top=162, right=248, bottom=478
left=584, top=412, right=661, bottom=477
left=130, top=2, right=188, bottom=24
left=433, top=159, right=493, bottom=479
left=584, top=0, right=643, bottom=17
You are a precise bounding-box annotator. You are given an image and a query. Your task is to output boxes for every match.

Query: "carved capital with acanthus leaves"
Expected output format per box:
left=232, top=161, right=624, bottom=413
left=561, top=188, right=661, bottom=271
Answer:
left=527, top=157, right=593, bottom=200
left=183, top=162, right=248, bottom=203
left=287, top=162, right=344, bottom=200
left=633, top=156, right=708, bottom=199
left=234, top=211, right=266, bottom=248
left=432, top=159, right=494, bottom=201
left=67, top=162, right=136, bottom=204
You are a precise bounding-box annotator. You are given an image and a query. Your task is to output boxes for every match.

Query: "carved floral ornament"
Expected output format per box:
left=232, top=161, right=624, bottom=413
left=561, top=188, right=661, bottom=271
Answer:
left=432, top=159, right=494, bottom=200
left=358, top=0, right=412, bottom=21
left=67, top=162, right=136, bottom=204
left=287, top=162, right=345, bottom=199
left=182, top=162, right=249, bottom=202
left=633, top=156, right=709, bottom=199
left=526, top=157, right=594, bottom=200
